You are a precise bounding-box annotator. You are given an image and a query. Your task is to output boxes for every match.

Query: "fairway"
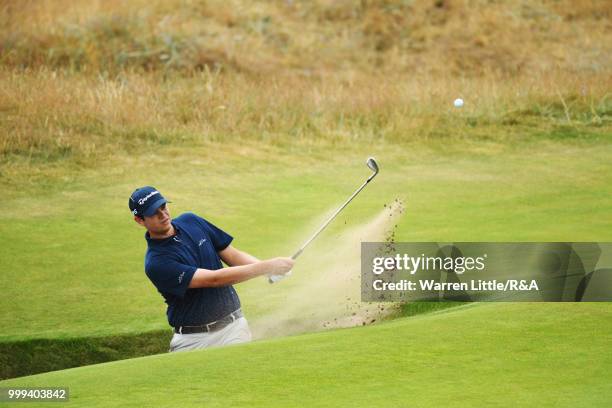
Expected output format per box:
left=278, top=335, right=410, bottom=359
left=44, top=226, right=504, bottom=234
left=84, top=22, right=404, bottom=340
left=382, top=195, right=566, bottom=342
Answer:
left=1, top=302, right=611, bottom=407
left=2, top=142, right=611, bottom=341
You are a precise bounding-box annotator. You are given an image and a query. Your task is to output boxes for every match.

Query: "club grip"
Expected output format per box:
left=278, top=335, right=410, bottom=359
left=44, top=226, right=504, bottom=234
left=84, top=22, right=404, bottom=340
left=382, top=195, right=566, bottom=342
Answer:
left=269, top=248, right=301, bottom=283
left=268, top=270, right=292, bottom=284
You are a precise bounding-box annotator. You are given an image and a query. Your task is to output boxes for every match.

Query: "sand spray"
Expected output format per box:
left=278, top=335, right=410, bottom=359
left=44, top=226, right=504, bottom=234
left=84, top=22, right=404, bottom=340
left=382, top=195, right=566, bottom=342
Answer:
left=252, top=199, right=405, bottom=339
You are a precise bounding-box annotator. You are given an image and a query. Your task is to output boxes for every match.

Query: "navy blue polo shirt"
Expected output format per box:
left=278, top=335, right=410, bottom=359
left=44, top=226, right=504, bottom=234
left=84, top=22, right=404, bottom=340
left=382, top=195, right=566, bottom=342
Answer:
left=144, top=212, right=241, bottom=327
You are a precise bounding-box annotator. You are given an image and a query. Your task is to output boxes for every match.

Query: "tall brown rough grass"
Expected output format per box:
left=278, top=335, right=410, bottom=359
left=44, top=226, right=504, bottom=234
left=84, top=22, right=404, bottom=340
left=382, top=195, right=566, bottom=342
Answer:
left=1, top=0, right=610, bottom=75
left=1, top=68, right=608, bottom=160
left=0, top=0, right=610, bottom=167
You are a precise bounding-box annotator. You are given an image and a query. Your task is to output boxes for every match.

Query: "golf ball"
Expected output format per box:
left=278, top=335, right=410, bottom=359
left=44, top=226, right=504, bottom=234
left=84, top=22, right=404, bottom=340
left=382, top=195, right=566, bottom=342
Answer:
left=454, top=98, right=464, bottom=108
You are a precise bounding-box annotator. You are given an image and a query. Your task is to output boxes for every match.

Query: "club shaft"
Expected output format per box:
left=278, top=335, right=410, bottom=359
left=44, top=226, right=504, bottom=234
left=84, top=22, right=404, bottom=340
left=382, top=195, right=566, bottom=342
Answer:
left=291, top=175, right=375, bottom=260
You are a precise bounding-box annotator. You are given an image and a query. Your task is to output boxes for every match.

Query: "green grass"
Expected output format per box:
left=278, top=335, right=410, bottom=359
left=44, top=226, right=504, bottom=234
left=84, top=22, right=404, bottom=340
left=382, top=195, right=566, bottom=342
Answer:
left=2, top=140, right=611, bottom=342
left=1, top=302, right=610, bottom=407
left=1, top=137, right=611, bottom=379
left=0, top=303, right=459, bottom=380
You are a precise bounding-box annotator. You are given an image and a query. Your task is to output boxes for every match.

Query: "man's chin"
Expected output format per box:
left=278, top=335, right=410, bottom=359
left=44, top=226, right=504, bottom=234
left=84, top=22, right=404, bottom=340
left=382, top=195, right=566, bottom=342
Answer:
left=151, top=224, right=173, bottom=238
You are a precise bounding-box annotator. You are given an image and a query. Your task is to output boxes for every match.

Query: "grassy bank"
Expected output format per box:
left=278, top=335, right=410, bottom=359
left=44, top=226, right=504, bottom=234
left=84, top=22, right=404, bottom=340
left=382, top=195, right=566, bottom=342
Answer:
left=2, top=303, right=610, bottom=407
left=0, top=331, right=171, bottom=380
left=0, top=301, right=461, bottom=380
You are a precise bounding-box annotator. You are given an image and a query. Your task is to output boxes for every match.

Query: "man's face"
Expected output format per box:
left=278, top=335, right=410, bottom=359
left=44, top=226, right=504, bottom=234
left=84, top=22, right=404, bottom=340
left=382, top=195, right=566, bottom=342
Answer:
left=134, top=203, right=172, bottom=235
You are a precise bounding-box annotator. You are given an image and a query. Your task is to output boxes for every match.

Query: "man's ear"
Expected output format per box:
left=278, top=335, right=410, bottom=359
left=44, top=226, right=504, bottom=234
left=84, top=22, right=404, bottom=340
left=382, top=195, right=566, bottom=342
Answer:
left=133, top=215, right=145, bottom=227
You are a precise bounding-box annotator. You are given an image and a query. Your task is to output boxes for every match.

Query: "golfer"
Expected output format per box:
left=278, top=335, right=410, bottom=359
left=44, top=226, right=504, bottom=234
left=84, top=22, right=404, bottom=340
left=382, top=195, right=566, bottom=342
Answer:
left=129, top=186, right=293, bottom=352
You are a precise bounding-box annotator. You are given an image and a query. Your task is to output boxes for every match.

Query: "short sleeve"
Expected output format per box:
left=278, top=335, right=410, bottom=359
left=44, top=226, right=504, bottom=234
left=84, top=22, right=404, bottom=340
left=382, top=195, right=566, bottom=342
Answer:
left=192, top=214, right=233, bottom=251
left=146, top=257, right=197, bottom=298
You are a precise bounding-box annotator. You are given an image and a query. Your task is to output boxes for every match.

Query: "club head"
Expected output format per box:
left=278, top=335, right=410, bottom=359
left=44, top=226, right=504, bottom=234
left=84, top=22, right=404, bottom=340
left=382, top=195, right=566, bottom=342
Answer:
left=366, top=157, right=379, bottom=179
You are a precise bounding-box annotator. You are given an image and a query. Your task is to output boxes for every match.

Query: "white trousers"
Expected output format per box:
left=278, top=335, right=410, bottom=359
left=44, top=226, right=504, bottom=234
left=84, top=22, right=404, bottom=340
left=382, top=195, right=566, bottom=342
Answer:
left=169, top=317, right=252, bottom=352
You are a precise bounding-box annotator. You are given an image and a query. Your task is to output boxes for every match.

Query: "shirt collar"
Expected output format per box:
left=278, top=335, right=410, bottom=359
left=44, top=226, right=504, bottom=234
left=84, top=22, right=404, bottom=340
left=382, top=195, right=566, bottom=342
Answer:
left=145, top=221, right=180, bottom=246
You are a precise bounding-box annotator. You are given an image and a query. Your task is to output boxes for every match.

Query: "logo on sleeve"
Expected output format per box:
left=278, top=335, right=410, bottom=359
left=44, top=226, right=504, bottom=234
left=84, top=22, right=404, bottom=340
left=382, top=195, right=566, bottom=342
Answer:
left=178, top=271, right=186, bottom=283
left=198, top=238, right=207, bottom=246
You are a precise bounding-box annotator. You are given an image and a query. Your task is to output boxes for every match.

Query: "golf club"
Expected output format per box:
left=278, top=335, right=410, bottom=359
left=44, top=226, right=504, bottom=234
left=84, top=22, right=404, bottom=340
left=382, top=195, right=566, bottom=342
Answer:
left=269, top=157, right=380, bottom=283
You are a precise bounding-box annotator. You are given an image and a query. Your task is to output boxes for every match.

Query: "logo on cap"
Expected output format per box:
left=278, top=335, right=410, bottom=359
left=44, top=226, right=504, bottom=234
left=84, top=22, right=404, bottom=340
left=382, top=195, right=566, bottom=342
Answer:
left=138, top=190, right=159, bottom=205
left=129, top=186, right=169, bottom=218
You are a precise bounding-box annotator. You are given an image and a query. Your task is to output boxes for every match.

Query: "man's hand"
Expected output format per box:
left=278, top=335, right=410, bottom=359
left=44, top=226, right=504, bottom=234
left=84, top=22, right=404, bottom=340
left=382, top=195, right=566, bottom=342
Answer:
left=264, top=257, right=294, bottom=276
left=266, top=257, right=295, bottom=284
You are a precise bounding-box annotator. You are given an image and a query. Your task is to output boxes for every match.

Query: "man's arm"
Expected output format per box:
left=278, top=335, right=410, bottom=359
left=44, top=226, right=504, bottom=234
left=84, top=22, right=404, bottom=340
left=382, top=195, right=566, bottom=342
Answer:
left=218, top=245, right=259, bottom=266
left=188, top=257, right=293, bottom=288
